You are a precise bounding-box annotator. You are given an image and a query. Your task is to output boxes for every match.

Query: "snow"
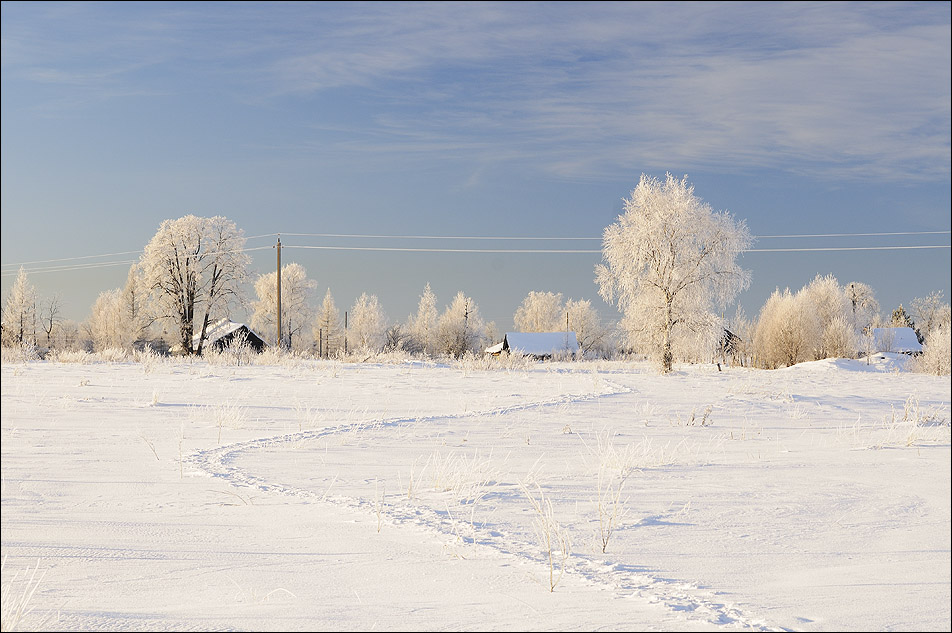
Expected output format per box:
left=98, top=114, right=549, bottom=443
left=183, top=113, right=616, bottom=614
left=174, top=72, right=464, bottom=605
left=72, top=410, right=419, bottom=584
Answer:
left=497, top=332, right=579, bottom=357
left=870, top=328, right=923, bottom=354
left=2, top=356, right=949, bottom=631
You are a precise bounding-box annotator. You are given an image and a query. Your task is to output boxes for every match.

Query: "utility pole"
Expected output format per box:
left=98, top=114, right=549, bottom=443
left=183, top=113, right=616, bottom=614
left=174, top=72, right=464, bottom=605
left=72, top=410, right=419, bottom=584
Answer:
left=275, top=236, right=282, bottom=349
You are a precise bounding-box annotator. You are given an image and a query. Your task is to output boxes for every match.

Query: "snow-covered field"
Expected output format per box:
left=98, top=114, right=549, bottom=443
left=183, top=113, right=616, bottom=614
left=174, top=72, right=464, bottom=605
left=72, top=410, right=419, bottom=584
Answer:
left=2, top=354, right=949, bottom=632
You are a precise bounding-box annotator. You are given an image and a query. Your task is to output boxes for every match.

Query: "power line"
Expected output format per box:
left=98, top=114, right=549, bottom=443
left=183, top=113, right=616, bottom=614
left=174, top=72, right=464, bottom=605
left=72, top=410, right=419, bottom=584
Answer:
left=755, top=231, right=950, bottom=238
left=747, top=245, right=950, bottom=252
left=283, top=244, right=950, bottom=254
left=279, top=230, right=950, bottom=241
left=1, top=246, right=275, bottom=277
left=3, top=233, right=949, bottom=272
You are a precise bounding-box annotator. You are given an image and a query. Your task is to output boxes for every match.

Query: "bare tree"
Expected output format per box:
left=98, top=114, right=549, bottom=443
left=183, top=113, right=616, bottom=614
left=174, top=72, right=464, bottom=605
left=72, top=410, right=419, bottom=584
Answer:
left=39, top=295, right=63, bottom=350
left=138, top=215, right=249, bottom=355
left=251, top=262, right=316, bottom=351
left=2, top=267, right=37, bottom=347
left=596, top=174, right=752, bottom=372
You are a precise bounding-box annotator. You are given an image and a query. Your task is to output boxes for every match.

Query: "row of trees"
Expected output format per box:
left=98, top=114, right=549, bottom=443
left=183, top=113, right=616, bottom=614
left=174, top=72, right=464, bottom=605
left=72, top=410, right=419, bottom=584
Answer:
left=735, top=275, right=950, bottom=369
left=3, top=175, right=950, bottom=374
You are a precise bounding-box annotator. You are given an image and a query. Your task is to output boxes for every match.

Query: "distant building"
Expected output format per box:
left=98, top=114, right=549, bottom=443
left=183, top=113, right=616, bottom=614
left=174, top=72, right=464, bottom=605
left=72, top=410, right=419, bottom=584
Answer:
left=869, top=327, right=923, bottom=354
left=193, top=319, right=266, bottom=354
left=485, top=332, right=579, bottom=359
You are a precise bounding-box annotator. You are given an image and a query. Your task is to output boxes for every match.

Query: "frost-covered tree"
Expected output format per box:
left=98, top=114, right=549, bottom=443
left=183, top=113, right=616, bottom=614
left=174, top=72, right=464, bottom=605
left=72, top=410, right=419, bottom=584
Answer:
left=348, top=293, right=388, bottom=353
left=912, top=319, right=951, bottom=375
left=911, top=291, right=950, bottom=343
left=437, top=291, right=486, bottom=358
left=800, top=274, right=855, bottom=359
left=2, top=267, right=37, bottom=347
left=120, top=264, right=153, bottom=345
left=251, top=262, right=316, bottom=351
left=890, top=304, right=915, bottom=329
left=313, top=288, right=342, bottom=358
left=596, top=173, right=752, bottom=372
left=845, top=281, right=880, bottom=332
left=84, top=289, right=131, bottom=351
left=82, top=267, right=155, bottom=353
left=406, top=283, right=439, bottom=356
left=753, top=288, right=817, bottom=368
left=514, top=291, right=564, bottom=332
left=565, top=298, right=609, bottom=356
left=138, top=215, right=249, bottom=355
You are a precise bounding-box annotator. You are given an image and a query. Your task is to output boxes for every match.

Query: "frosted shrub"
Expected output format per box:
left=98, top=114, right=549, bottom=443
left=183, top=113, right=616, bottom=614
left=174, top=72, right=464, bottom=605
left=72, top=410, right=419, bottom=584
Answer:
left=820, top=316, right=856, bottom=360
left=204, top=402, right=248, bottom=444
left=47, top=349, right=92, bottom=364
left=0, top=342, right=41, bottom=364
left=96, top=347, right=129, bottom=363
left=521, top=481, right=572, bottom=592
left=453, top=351, right=534, bottom=373
left=133, top=345, right=163, bottom=372
left=753, top=288, right=816, bottom=368
left=911, top=325, right=951, bottom=376
left=1, top=557, right=48, bottom=632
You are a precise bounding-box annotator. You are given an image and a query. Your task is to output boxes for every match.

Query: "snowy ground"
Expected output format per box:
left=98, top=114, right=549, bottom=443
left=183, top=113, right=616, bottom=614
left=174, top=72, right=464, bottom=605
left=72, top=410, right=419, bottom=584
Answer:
left=2, top=354, right=949, bottom=631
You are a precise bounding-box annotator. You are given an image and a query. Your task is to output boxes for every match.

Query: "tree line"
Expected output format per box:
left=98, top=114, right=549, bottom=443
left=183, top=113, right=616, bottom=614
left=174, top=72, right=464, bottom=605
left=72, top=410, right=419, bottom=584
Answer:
left=3, top=174, right=949, bottom=374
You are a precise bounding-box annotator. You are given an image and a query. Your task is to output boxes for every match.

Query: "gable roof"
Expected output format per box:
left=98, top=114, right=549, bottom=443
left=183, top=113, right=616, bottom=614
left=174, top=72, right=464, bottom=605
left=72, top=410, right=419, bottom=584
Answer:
left=499, top=332, right=579, bottom=357
left=870, top=327, right=922, bottom=353
left=193, top=319, right=265, bottom=351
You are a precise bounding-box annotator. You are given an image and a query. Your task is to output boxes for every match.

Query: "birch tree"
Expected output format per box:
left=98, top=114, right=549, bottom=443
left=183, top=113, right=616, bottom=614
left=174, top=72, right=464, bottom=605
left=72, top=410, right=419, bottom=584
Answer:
left=514, top=291, right=564, bottom=332
left=138, top=215, right=249, bottom=355
left=251, top=262, right=316, bottom=351
left=596, top=174, right=752, bottom=372
left=84, top=289, right=130, bottom=351
left=565, top=298, right=608, bottom=355
left=845, top=281, right=880, bottom=332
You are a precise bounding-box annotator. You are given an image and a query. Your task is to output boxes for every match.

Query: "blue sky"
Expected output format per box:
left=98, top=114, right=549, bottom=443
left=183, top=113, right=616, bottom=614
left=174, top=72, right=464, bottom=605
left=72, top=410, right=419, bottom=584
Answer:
left=2, top=1, right=950, bottom=333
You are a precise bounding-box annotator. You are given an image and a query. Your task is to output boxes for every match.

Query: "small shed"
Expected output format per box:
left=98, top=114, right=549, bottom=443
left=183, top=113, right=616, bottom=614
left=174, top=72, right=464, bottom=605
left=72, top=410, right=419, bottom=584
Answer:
left=869, top=327, right=922, bottom=354
left=195, top=319, right=266, bottom=354
left=485, top=332, right=579, bottom=359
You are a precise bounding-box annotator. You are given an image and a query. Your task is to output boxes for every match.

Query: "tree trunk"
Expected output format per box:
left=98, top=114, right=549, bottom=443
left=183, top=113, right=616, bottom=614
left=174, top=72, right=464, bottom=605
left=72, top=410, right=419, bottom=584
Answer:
left=661, top=301, right=674, bottom=373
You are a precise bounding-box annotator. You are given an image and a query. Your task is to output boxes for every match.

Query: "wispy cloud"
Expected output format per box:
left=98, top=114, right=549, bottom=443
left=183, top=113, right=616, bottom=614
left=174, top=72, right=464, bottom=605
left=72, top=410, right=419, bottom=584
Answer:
left=2, top=1, right=948, bottom=181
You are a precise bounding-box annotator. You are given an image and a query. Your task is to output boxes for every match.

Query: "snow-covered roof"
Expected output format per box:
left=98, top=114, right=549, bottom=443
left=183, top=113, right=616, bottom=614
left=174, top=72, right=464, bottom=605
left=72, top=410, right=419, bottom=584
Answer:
left=484, top=341, right=505, bottom=355
left=193, top=319, right=263, bottom=350
left=870, top=327, right=922, bottom=353
left=501, top=332, right=579, bottom=357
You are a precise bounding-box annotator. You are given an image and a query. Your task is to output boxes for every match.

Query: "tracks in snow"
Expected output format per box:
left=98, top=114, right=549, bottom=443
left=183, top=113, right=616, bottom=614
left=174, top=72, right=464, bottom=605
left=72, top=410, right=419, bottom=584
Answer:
left=186, top=375, right=782, bottom=632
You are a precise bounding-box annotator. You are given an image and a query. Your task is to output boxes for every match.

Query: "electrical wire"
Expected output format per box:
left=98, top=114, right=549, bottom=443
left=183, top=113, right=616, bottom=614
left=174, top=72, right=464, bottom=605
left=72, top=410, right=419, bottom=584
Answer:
left=3, top=232, right=949, bottom=274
